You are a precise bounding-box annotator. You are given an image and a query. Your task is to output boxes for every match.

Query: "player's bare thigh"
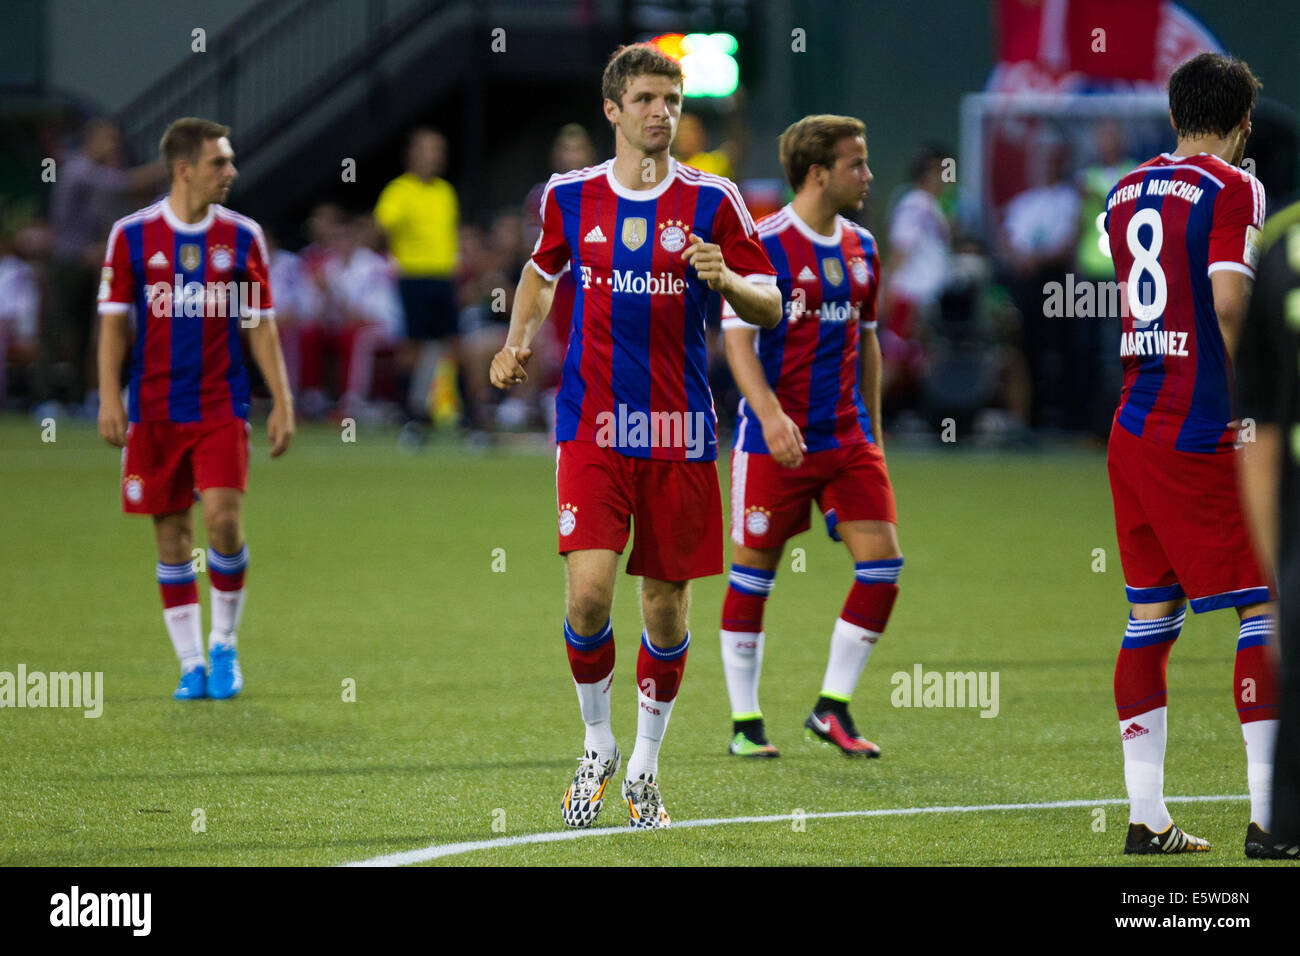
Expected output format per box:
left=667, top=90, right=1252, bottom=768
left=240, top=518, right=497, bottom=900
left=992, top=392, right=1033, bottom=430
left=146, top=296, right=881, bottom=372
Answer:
left=1237, top=601, right=1276, bottom=621
left=836, top=519, right=901, bottom=563
left=732, top=543, right=784, bottom=574
left=200, top=487, right=244, bottom=555
left=1130, top=598, right=1186, bottom=620
left=641, top=577, right=689, bottom=648
left=565, top=549, right=619, bottom=634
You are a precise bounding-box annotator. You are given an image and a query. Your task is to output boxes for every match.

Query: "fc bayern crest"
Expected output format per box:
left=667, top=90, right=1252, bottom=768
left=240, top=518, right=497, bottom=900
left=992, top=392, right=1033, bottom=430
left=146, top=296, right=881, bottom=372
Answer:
left=210, top=245, right=234, bottom=272
left=180, top=244, right=202, bottom=272
left=659, top=223, right=687, bottom=252
left=558, top=504, right=578, bottom=536
left=821, top=257, right=844, bottom=285
left=123, top=475, right=144, bottom=504
left=621, top=217, right=647, bottom=251
left=744, top=507, right=771, bottom=537
left=849, top=257, right=868, bottom=285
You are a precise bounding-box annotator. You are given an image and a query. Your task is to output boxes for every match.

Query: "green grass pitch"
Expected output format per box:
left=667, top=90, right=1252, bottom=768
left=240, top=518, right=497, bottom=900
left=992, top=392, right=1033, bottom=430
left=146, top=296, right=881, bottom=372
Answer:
left=0, top=417, right=1267, bottom=866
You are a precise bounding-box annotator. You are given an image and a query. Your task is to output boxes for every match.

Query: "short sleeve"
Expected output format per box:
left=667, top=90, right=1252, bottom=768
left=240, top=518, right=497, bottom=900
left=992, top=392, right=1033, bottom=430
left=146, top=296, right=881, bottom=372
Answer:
left=241, top=224, right=276, bottom=321
left=711, top=187, right=777, bottom=284
left=861, top=248, right=882, bottom=330
left=1208, top=173, right=1266, bottom=278
left=529, top=176, right=572, bottom=280
left=97, top=222, right=135, bottom=314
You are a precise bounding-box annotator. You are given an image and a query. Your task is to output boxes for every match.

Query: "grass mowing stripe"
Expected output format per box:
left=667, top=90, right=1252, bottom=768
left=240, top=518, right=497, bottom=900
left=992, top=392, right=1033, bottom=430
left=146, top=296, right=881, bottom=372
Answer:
left=344, top=794, right=1248, bottom=866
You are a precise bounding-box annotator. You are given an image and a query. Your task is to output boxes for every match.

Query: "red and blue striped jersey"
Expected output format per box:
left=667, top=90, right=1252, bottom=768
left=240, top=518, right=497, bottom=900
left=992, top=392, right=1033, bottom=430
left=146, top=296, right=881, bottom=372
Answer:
left=530, top=158, right=776, bottom=461
left=98, top=199, right=275, bottom=423
left=1105, top=152, right=1265, bottom=454
left=723, top=205, right=881, bottom=453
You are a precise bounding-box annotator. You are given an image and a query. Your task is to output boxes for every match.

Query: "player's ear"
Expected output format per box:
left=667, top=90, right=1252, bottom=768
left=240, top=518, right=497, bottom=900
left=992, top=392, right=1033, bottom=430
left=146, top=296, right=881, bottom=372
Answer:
left=603, top=98, right=620, bottom=124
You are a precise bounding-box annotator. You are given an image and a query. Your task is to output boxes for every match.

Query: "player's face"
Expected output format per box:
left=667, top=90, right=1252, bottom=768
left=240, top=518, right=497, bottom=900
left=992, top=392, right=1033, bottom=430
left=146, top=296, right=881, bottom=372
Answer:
left=824, top=136, right=872, bottom=214
left=605, top=74, right=682, bottom=157
left=188, top=136, right=237, bottom=205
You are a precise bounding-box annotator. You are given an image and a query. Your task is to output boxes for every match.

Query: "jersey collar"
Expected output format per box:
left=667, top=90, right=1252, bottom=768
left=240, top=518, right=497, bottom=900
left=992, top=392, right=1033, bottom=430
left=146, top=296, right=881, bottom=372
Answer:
left=783, top=203, right=842, bottom=246
left=605, top=156, right=678, bottom=202
left=161, top=197, right=217, bottom=233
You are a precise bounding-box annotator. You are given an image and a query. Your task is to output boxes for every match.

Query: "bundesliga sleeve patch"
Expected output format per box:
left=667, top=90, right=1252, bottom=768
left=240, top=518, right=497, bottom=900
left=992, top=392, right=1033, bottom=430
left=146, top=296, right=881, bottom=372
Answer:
left=1244, top=225, right=1262, bottom=269
left=98, top=267, right=113, bottom=302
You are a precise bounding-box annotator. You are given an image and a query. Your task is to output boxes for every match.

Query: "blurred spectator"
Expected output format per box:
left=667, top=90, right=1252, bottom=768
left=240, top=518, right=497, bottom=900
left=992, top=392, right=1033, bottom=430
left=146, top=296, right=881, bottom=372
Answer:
left=37, top=117, right=163, bottom=414
left=883, top=144, right=952, bottom=417
left=298, top=214, right=402, bottom=419
left=374, top=127, right=460, bottom=426
left=264, top=228, right=319, bottom=397
left=998, top=141, right=1082, bottom=431
left=0, top=221, right=50, bottom=406
left=674, top=112, right=735, bottom=179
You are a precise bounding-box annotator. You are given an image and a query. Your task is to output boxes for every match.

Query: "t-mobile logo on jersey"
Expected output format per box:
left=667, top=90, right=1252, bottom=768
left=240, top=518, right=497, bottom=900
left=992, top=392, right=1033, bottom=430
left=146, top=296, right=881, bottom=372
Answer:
left=595, top=404, right=708, bottom=459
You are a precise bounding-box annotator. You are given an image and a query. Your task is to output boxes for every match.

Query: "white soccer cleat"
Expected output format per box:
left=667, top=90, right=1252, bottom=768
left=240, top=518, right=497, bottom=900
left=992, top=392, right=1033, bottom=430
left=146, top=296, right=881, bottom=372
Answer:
left=561, top=747, right=621, bottom=829
left=623, top=772, right=671, bottom=829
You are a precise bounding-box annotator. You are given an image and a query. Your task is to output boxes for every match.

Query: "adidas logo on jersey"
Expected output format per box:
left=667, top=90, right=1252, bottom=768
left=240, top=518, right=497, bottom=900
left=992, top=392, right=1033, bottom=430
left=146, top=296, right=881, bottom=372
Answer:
left=147, top=251, right=169, bottom=269
left=1122, top=722, right=1149, bottom=741
left=584, top=226, right=607, bottom=243
left=797, top=266, right=816, bottom=282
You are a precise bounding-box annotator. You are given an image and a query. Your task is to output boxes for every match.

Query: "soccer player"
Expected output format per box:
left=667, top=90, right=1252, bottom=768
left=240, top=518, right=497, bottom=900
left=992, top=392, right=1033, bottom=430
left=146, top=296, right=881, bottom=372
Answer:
left=1103, top=54, right=1278, bottom=855
left=719, top=115, right=901, bottom=759
left=490, top=44, right=780, bottom=828
left=97, top=117, right=294, bottom=700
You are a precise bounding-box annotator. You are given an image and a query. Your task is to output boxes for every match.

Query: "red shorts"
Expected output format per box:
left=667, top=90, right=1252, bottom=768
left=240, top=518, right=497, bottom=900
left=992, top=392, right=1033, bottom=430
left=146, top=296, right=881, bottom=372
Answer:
left=729, top=440, right=897, bottom=548
left=1107, top=421, right=1273, bottom=612
left=555, top=440, right=723, bottom=581
left=121, top=418, right=250, bottom=515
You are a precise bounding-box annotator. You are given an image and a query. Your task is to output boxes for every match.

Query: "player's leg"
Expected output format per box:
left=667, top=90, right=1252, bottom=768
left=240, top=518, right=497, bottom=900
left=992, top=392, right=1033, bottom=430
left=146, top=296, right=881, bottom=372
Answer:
left=1232, top=600, right=1289, bottom=857
left=808, top=442, right=902, bottom=757
left=192, top=420, right=252, bottom=699
left=1108, top=424, right=1206, bottom=852
left=805, top=518, right=901, bottom=757
left=623, top=575, right=690, bottom=828
left=721, top=543, right=782, bottom=756
left=555, top=441, right=633, bottom=827
left=153, top=510, right=207, bottom=699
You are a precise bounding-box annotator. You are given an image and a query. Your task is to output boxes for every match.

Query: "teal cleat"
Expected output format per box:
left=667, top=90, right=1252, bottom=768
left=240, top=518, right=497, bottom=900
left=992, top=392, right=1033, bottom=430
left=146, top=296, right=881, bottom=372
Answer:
left=174, top=665, right=207, bottom=700
left=206, top=644, right=243, bottom=699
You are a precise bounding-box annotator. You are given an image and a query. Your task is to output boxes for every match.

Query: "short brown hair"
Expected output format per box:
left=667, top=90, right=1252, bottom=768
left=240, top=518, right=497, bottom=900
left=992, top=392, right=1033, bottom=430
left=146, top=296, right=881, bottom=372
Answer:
left=1168, top=53, right=1261, bottom=139
left=601, top=44, right=684, bottom=106
left=779, top=115, right=867, bottom=192
left=159, top=117, right=230, bottom=176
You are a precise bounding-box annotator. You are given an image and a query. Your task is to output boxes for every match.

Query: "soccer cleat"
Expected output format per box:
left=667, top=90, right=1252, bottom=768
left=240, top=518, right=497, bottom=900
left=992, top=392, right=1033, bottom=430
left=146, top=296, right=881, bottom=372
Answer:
left=174, top=665, right=207, bottom=700
left=728, top=719, right=779, bottom=758
left=1245, top=822, right=1300, bottom=860
left=804, top=707, right=880, bottom=757
left=623, top=772, right=671, bottom=829
left=1123, top=821, right=1210, bottom=855
left=206, top=644, right=243, bottom=700
left=561, top=747, right=620, bottom=829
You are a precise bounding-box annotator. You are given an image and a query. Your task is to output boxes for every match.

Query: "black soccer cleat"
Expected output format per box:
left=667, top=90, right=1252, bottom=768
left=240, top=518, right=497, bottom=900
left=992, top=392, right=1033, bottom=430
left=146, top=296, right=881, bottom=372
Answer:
left=1245, top=822, right=1300, bottom=860
left=1124, top=821, right=1210, bottom=855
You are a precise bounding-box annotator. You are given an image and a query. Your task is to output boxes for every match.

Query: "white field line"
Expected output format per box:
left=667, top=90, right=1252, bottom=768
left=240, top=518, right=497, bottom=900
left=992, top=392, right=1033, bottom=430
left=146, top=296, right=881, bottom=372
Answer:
left=343, top=793, right=1246, bottom=867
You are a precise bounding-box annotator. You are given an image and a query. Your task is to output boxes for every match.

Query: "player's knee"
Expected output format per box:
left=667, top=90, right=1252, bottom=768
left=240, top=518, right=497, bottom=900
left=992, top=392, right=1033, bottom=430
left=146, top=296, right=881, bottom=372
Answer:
left=567, top=592, right=613, bottom=635
left=205, top=509, right=243, bottom=551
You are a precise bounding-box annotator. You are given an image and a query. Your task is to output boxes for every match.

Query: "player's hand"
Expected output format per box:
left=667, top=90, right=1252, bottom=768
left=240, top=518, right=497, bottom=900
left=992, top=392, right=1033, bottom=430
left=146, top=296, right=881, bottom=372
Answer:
left=267, top=401, right=295, bottom=458
left=682, top=233, right=733, bottom=293
left=98, top=393, right=128, bottom=448
left=761, top=409, right=806, bottom=469
left=490, top=346, right=531, bottom=389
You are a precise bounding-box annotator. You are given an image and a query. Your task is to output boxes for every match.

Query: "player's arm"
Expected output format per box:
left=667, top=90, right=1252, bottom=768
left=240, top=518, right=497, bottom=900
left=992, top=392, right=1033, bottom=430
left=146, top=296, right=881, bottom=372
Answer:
left=1211, top=269, right=1254, bottom=357
left=686, top=233, right=781, bottom=328
left=860, top=325, right=884, bottom=451
left=490, top=262, right=558, bottom=388
left=723, top=325, right=804, bottom=468
left=1238, top=424, right=1281, bottom=571
left=246, top=317, right=295, bottom=458
left=96, top=311, right=130, bottom=447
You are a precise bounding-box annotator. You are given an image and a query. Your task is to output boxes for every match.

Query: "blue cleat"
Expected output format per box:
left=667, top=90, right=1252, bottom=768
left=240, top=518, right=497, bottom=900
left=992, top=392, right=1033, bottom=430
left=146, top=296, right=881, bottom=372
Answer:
left=174, top=665, right=207, bottom=700
left=206, top=644, right=243, bottom=699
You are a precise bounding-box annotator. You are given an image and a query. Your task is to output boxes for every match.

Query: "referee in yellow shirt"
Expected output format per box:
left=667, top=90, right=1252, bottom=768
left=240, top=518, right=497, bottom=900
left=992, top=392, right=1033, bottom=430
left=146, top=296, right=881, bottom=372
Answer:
left=374, top=127, right=459, bottom=424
